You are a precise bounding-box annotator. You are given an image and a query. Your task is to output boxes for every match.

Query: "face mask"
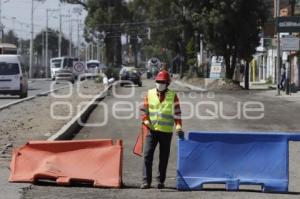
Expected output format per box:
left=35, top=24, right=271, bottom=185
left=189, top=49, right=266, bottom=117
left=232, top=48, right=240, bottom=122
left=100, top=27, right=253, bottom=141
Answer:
left=156, top=83, right=167, bottom=92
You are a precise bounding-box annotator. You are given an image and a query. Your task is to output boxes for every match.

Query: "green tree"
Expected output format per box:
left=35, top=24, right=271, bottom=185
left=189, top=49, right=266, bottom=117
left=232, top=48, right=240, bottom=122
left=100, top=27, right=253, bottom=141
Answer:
left=34, top=28, right=71, bottom=57
left=191, top=0, right=267, bottom=79
left=128, top=0, right=197, bottom=76
left=61, top=0, right=87, bottom=8
left=186, top=37, right=196, bottom=66
left=62, top=0, right=130, bottom=67
left=3, top=30, right=18, bottom=45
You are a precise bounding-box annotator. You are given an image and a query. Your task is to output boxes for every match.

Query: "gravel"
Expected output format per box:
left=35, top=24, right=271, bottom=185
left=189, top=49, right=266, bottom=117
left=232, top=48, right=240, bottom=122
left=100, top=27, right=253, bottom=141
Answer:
left=0, top=80, right=104, bottom=156
left=182, top=77, right=244, bottom=90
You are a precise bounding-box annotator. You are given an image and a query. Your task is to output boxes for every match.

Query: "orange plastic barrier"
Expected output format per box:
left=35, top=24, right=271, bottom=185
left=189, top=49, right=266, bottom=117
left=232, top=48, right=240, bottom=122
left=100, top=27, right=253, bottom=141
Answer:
left=9, top=139, right=123, bottom=188
left=133, top=124, right=148, bottom=157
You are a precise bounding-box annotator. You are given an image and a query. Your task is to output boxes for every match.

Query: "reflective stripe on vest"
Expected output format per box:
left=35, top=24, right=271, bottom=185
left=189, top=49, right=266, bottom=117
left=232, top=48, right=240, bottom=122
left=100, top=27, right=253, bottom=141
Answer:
left=149, top=112, right=174, bottom=120
left=148, top=88, right=175, bottom=133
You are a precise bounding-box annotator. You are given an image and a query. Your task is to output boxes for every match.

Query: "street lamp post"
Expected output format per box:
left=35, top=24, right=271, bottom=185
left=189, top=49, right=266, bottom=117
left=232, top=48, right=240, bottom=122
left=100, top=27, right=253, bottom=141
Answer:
left=30, top=0, right=46, bottom=78
left=77, top=20, right=81, bottom=60
left=0, top=0, right=5, bottom=42
left=29, top=0, right=34, bottom=78
left=200, top=34, right=203, bottom=66
left=0, top=0, right=2, bottom=40
left=69, top=10, right=72, bottom=57
left=58, top=3, right=62, bottom=57
left=276, top=0, right=281, bottom=95
left=46, top=10, right=48, bottom=78
left=73, top=7, right=83, bottom=60
left=46, top=9, right=59, bottom=78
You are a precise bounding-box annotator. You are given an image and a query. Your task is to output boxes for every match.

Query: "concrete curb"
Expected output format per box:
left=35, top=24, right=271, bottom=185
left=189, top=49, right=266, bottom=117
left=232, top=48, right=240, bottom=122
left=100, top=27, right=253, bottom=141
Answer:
left=47, top=87, right=110, bottom=141
left=173, top=80, right=208, bottom=92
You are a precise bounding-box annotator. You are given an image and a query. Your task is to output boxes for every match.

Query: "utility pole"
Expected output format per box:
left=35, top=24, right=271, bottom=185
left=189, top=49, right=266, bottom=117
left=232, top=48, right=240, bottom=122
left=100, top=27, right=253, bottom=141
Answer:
left=91, top=43, right=94, bottom=60
left=85, top=44, right=88, bottom=61
left=97, top=43, right=100, bottom=61
left=0, top=0, right=3, bottom=42
left=276, top=0, right=281, bottom=95
left=0, top=0, right=9, bottom=42
left=29, top=0, right=34, bottom=78
left=42, top=30, right=45, bottom=77
left=200, top=34, right=203, bottom=66
left=0, top=0, right=2, bottom=29
left=58, top=3, right=62, bottom=57
left=46, top=10, right=48, bottom=78
left=97, top=34, right=100, bottom=61
left=12, top=17, right=16, bottom=33
left=18, top=23, right=23, bottom=54
left=77, top=19, right=81, bottom=60
left=72, top=7, right=82, bottom=60
left=46, top=9, right=59, bottom=78
left=179, top=4, right=186, bottom=77
left=69, top=10, right=72, bottom=57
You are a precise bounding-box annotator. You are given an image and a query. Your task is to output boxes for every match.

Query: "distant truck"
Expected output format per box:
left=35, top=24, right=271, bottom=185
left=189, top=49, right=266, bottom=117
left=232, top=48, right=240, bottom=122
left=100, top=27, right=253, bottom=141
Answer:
left=146, top=57, right=161, bottom=79
left=0, top=43, right=18, bottom=55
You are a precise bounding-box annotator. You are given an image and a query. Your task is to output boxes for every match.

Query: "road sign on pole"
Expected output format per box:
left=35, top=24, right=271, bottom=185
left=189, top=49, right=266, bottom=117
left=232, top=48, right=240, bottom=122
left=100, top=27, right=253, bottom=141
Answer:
left=276, top=16, right=300, bottom=32
left=73, top=61, right=85, bottom=75
left=281, top=36, right=300, bottom=51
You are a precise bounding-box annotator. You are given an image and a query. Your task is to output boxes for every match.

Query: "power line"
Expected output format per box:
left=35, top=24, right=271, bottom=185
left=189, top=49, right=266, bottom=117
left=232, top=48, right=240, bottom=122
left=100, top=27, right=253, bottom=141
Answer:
left=89, top=18, right=176, bottom=28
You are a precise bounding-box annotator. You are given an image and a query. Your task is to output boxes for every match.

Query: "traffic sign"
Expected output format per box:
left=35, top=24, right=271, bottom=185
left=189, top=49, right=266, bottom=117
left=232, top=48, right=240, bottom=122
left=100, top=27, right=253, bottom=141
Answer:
left=73, top=61, right=85, bottom=75
left=277, top=16, right=300, bottom=33
left=281, top=36, right=300, bottom=51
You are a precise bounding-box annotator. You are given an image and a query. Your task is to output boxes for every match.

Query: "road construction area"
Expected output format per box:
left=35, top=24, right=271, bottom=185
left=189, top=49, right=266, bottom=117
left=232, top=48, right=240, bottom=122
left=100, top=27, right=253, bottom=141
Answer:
left=1, top=78, right=300, bottom=199
left=5, top=78, right=298, bottom=199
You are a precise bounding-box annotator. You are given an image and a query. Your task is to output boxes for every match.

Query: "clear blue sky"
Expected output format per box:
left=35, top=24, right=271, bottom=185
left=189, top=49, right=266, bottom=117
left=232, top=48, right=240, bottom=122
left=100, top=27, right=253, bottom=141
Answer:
left=1, top=0, right=87, bottom=40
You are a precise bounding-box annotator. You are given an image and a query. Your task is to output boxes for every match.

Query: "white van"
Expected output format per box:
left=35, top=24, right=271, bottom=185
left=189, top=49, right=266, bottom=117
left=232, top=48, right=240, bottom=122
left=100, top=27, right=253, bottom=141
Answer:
left=0, top=55, right=28, bottom=98
left=50, top=57, right=79, bottom=80
left=85, top=60, right=106, bottom=77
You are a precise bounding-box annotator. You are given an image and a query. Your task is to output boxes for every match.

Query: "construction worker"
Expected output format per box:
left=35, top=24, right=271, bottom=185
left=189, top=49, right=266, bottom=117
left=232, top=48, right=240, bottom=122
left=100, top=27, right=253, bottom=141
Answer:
left=140, top=70, right=184, bottom=189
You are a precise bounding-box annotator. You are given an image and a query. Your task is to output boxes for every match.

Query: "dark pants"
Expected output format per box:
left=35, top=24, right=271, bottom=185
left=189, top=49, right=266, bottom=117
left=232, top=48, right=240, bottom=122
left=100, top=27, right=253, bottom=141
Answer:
left=279, top=75, right=286, bottom=90
left=142, top=129, right=173, bottom=184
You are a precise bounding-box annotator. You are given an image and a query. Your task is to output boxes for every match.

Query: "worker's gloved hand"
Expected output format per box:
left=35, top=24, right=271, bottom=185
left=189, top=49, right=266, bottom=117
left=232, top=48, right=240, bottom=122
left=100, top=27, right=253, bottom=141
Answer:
left=143, top=120, right=152, bottom=129
left=176, top=130, right=185, bottom=140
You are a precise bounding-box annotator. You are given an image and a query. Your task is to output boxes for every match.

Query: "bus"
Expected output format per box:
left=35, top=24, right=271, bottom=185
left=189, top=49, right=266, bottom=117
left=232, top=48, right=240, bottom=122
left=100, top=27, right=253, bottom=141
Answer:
left=50, top=57, right=79, bottom=80
left=0, top=43, right=18, bottom=55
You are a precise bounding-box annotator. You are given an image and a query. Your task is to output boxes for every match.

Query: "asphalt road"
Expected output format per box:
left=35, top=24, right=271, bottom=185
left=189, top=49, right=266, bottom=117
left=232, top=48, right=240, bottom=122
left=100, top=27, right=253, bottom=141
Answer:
left=23, top=79, right=300, bottom=199
left=0, top=79, right=69, bottom=107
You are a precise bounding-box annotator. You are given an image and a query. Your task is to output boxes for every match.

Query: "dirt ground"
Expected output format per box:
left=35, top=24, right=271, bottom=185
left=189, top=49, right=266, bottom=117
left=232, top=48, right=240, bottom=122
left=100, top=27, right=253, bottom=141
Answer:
left=0, top=80, right=104, bottom=199
left=0, top=80, right=104, bottom=155
left=181, top=77, right=243, bottom=90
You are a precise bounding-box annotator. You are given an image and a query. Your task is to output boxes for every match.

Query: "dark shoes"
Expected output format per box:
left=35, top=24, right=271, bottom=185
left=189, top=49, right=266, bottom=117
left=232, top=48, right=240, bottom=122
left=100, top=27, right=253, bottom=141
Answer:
left=157, top=183, right=165, bottom=189
left=140, top=182, right=165, bottom=189
left=140, top=183, right=151, bottom=189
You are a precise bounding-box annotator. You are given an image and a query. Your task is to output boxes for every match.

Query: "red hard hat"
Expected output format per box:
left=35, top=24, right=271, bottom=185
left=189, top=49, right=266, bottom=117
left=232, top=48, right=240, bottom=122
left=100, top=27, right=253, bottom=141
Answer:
left=155, top=70, right=170, bottom=83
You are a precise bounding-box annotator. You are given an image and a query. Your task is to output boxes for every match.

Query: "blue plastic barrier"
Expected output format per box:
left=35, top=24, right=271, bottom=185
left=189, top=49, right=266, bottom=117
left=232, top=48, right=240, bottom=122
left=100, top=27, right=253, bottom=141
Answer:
left=177, top=131, right=300, bottom=192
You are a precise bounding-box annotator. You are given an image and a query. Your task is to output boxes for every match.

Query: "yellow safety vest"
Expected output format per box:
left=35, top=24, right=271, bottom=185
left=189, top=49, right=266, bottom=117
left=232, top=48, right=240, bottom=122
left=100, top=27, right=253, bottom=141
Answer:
left=148, top=88, right=175, bottom=133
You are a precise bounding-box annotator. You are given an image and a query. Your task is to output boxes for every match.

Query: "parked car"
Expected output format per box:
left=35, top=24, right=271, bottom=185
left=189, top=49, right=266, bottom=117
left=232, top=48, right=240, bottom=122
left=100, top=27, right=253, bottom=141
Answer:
left=0, top=55, right=28, bottom=98
left=55, top=68, right=75, bottom=84
left=119, top=66, right=142, bottom=87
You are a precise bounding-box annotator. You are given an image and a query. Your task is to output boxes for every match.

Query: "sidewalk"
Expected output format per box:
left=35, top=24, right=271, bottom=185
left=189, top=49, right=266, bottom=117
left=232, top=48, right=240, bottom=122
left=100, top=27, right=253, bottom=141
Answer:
left=240, top=81, right=276, bottom=90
